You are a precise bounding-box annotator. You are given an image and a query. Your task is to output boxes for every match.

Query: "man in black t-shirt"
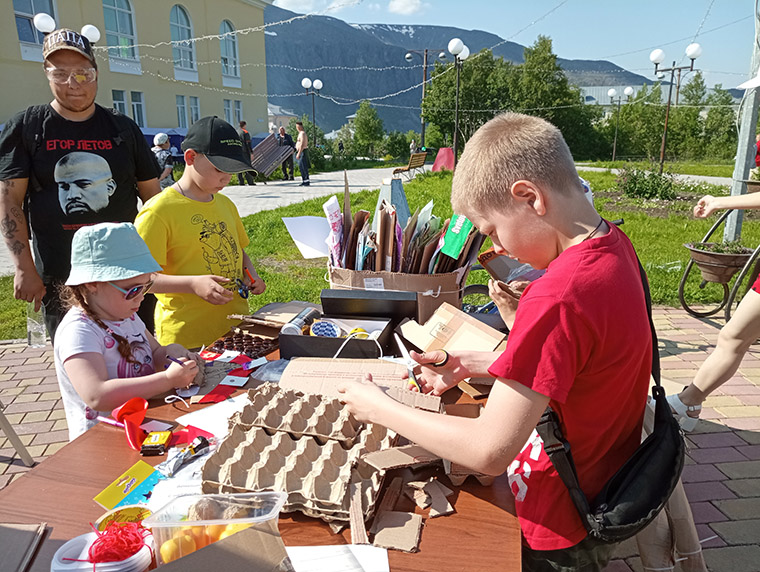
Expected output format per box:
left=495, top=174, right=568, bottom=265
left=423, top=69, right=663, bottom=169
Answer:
left=235, top=121, right=255, bottom=186
left=0, top=26, right=160, bottom=342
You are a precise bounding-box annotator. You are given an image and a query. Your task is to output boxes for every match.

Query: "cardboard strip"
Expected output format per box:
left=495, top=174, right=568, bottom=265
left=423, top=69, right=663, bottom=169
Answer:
left=362, top=444, right=441, bottom=471
left=376, top=476, right=404, bottom=514
left=425, top=480, right=455, bottom=518
left=349, top=483, right=369, bottom=545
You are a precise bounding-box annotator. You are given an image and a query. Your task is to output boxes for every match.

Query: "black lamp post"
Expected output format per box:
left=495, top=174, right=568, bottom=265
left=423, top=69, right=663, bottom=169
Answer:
left=649, top=44, right=702, bottom=175
left=301, top=77, right=323, bottom=146
left=447, top=38, right=470, bottom=168
left=405, top=48, right=447, bottom=149
left=607, top=86, right=633, bottom=162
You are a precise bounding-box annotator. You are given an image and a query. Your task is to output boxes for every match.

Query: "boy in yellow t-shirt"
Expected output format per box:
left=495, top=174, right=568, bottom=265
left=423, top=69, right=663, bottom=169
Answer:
left=135, top=116, right=265, bottom=348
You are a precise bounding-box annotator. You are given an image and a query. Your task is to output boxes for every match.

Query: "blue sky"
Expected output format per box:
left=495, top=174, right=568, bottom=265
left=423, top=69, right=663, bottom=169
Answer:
left=272, top=0, right=755, bottom=88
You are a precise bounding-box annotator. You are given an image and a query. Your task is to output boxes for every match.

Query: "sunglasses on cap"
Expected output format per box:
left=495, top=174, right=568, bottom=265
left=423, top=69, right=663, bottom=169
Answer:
left=108, top=279, right=154, bottom=300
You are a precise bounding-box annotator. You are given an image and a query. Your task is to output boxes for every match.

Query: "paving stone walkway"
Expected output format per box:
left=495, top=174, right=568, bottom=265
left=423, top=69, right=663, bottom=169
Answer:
left=2, top=305, right=760, bottom=571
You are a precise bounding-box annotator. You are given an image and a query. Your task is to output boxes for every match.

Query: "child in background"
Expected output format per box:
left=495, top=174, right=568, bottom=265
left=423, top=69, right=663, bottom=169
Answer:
left=337, top=113, right=652, bottom=570
left=54, top=223, right=199, bottom=441
left=135, top=116, right=266, bottom=349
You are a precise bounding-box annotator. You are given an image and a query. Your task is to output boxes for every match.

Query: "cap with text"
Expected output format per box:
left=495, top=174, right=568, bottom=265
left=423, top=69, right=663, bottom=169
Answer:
left=43, top=28, right=97, bottom=67
left=181, top=116, right=252, bottom=174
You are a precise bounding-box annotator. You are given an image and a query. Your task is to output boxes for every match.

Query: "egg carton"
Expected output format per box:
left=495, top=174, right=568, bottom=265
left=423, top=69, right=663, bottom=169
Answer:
left=201, top=418, right=393, bottom=523
left=211, top=332, right=278, bottom=359
left=228, top=383, right=363, bottom=446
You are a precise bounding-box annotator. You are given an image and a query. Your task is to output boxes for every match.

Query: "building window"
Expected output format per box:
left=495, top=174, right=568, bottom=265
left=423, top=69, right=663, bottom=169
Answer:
left=103, top=0, right=137, bottom=60
left=14, top=0, right=55, bottom=44
left=170, top=5, right=195, bottom=70
left=176, top=95, right=187, bottom=129
left=189, top=96, right=200, bottom=124
left=234, top=101, right=243, bottom=125
left=223, top=100, right=232, bottom=124
left=219, top=20, right=239, bottom=77
left=112, top=90, right=127, bottom=114
left=131, top=91, right=145, bottom=127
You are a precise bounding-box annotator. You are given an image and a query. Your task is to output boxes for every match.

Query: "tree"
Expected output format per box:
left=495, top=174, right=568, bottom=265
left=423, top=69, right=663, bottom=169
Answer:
left=704, top=85, right=738, bottom=160
left=353, top=101, right=384, bottom=158
left=287, top=115, right=325, bottom=148
left=382, top=131, right=408, bottom=159
left=667, top=72, right=706, bottom=160
left=615, top=84, right=665, bottom=161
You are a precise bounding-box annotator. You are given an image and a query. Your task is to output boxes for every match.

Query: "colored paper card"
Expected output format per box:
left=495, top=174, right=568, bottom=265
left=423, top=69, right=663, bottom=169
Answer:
left=231, top=354, right=253, bottom=365
left=214, top=350, right=241, bottom=363
left=170, top=424, right=215, bottom=446
left=219, top=374, right=250, bottom=388
left=198, top=349, right=222, bottom=361
left=198, top=384, right=236, bottom=403
left=94, top=460, right=161, bottom=510
left=140, top=420, right=173, bottom=432
left=440, top=214, right=474, bottom=259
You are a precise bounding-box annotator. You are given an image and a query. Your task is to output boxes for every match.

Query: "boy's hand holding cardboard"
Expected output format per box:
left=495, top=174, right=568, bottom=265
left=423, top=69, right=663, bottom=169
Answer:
left=409, top=349, right=463, bottom=396
left=336, top=372, right=395, bottom=423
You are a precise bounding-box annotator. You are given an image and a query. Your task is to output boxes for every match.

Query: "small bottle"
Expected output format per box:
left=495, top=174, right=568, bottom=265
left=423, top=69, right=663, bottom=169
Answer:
left=280, top=307, right=321, bottom=336
left=26, top=302, right=47, bottom=348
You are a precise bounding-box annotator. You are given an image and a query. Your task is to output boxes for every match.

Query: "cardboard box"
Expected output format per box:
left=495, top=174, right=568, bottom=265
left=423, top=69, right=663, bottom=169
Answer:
left=328, top=267, right=468, bottom=323
left=279, top=289, right=416, bottom=360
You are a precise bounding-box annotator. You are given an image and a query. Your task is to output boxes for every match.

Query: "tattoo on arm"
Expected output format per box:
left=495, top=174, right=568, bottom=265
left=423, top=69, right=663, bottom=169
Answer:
left=1, top=214, right=18, bottom=240
left=9, top=240, right=24, bottom=255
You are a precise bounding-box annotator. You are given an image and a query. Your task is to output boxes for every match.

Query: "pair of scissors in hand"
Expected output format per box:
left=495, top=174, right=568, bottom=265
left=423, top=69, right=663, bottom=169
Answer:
left=394, top=333, right=421, bottom=391
left=233, top=278, right=250, bottom=299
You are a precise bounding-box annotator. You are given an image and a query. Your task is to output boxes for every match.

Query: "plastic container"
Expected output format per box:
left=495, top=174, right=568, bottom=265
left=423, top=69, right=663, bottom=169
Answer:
left=142, top=491, right=286, bottom=564
left=280, top=307, right=320, bottom=335
left=27, top=302, right=46, bottom=348
left=50, top=531, right=153, bottom=572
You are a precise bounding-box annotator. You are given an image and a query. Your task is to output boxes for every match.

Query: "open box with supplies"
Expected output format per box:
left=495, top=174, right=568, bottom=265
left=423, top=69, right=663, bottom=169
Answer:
left=278, top=289, right=417, bottom=360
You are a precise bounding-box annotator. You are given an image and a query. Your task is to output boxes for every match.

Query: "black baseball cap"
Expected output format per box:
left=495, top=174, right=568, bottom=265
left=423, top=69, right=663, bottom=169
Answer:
left=181, top=116, right=251, bottom=174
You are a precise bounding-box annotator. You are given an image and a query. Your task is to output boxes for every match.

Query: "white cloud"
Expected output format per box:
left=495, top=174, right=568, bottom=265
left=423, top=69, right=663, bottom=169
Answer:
left=273, top=0, right=316, bottom=11
left=388, top=0, right=424, bottom=15
left=273, top=0, right=361, bottom=13
left=368, top=2, right=382, bottom=11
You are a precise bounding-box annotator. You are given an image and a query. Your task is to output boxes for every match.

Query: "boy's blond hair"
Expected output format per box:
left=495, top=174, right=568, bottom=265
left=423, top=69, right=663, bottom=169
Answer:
left=451, top=113, right=582, bottom=215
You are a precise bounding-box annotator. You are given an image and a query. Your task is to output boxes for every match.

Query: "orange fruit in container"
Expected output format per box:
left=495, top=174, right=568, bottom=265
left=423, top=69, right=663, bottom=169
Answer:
left=159, top=533, right=196, bottom=563
left=205, top=523, right=227, bottom=543
left=218, top=522, right=251, bottom=540
left=180, top=525, right=209, bottom=549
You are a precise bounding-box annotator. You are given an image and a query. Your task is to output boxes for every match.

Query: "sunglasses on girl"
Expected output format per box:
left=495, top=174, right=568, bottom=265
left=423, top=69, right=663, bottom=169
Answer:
left=107, top=279, right=154, bottom=300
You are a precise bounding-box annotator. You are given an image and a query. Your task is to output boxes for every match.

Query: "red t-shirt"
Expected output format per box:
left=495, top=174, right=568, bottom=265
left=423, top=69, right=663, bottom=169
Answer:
left=488, top=223, right=651, bottom=551
left=755, top=140, right=760, bottom=167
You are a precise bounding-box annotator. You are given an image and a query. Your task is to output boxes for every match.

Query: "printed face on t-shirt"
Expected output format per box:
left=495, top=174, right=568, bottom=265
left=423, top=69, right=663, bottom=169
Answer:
left=54, top=151, right=117, bottom=215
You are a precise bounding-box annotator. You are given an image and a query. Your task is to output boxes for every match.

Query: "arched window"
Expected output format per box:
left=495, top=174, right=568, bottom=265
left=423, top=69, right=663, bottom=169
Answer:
left=103, top=0, right=137, bottom=60
left=170, top=5, right=195, bottom=70
left=219, top=20, right=239, bottom=77
left=14, top=0, right=56, bottom=44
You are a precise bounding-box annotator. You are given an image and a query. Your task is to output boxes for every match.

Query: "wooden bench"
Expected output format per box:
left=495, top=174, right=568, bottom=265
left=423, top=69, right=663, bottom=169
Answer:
left=393, top=151, right=428, bottom=181
left=250, top=134, right=294, bottom=179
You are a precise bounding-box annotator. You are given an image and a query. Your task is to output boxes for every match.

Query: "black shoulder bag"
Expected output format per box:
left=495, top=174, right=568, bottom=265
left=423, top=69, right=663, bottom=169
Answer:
left=535, top=258, right=685, bottom=543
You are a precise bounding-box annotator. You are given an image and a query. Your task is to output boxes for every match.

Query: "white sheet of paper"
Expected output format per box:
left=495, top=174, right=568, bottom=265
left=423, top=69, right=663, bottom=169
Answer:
left=286, top=545, right=389, bottom=572
left=214, top=350, right=241, bottom=363
left=283, top=216, right=330, bottom=259
left=219, top=374, right=250, bottom=388
left=175, top=393, right=249, bottom=438
left=140, top=419, right=173, bottom=432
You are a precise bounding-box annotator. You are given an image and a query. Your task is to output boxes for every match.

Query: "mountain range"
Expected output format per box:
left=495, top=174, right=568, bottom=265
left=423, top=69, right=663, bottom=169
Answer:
left=263, top=5, right=651, bottom=134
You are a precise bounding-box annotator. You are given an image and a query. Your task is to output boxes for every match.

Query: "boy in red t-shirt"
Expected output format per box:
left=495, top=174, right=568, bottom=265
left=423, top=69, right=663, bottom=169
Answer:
left=337, top=112, right=652, bottom=570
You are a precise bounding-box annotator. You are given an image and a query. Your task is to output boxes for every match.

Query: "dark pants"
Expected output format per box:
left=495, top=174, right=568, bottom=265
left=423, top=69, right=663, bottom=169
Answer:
left=282, top=155, right=294, bottom=179
left=137, top=293, right=157, bottom=335
left=297, top=149, right=310, bottom=183
left=521, top=535, right=616, bottom=572
left=41, top=281, right=65, bottom=345
left=239, top=170, right=255, bottom=185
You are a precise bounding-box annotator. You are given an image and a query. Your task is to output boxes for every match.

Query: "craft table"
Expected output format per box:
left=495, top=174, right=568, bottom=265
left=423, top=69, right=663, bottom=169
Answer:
left=0, top=367, right=521, bottom=571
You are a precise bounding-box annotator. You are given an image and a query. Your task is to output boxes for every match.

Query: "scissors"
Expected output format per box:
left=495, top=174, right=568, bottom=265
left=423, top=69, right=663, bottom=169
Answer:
left=233, top=278, right=250, bottom=299
left=394, top=333, right=421, bottom=392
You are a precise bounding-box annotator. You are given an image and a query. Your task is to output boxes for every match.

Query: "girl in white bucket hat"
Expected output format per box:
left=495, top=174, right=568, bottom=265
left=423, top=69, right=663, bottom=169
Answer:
left=54, top=222, right=199, bottom=440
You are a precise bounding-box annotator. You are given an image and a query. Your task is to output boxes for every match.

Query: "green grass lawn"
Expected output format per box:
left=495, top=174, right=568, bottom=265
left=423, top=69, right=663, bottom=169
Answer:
left=0, top=168, right=754, bottom=340
left=583, top=160, right=734, bottom=178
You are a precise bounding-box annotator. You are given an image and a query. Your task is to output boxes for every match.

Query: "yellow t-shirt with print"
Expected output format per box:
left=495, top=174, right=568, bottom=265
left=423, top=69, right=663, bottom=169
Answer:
left=135, top=187, right=250, bottom=348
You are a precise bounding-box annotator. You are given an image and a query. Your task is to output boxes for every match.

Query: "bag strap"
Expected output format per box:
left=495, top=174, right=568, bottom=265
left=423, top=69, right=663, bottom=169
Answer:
left=535, top=251, right=660, bottom=536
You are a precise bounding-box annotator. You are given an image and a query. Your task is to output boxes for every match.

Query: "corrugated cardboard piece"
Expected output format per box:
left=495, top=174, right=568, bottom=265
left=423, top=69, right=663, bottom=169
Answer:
left=369, top=511, right=424, bottom=553
left=279, top=357, right=441, bottom=412
left=399, top=302, right=505, bottom=353
left=0, top=522, right=46, bottom=572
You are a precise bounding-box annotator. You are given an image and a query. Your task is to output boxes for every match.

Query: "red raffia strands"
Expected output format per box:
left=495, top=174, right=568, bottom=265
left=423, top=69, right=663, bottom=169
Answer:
left=62, top=521, right=153, bottom=571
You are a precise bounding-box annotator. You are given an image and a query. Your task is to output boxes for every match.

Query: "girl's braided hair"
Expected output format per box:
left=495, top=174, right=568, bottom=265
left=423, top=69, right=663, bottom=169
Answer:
left=59, top=284, right=139, bottom=365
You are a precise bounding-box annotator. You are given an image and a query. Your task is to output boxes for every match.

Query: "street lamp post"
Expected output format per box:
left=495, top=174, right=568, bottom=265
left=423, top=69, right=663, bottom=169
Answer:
left=607, top=86, right=634, bottom=162
left=301, top=77, right=323, bottom=146
left=649, top=43, right=702, bottom=175
left=448, top=38, right=470, bottom=168
left=405, top=49, right=447, bottom=148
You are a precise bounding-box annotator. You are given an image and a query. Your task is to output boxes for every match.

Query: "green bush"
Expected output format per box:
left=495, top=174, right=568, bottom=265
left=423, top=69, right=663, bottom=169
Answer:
left=616, top=166, right=676, bottom=201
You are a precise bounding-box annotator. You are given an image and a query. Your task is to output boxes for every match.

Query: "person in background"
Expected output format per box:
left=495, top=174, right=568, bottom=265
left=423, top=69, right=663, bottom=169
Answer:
left=152, top=133, right=175, bottom=190
left=295, top=121, right=310, bottom=187
left=0, top=23, right=160, bottom=343
left=135, top=116, right=266, bottom=350
left=277, top=126, right=295, bottom=181
left=410, top=139, right=417, bottom=155
left=54, top=222, right=198, bottom=441
left=337, top=112, right=652, bottom=571
left=235, top=120, right=256, bottom=186
left=667, top=191, right=760, bottom=431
